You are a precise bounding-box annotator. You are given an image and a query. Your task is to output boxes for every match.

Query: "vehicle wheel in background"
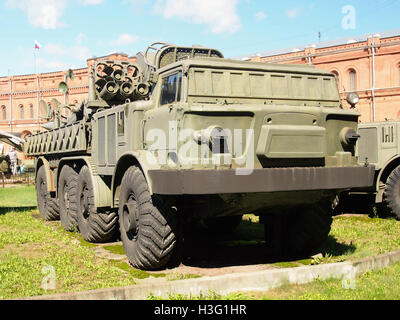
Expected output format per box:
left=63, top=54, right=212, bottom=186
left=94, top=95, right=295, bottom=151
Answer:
left=76, top=165, right=118, bottom=242
left=36, top=165, right=59, bottom=221
left=263, top=205, right=333, bottom=259
left=203, top=215, right=243, bottom=234
left=58, top=165, right=79, bottom=231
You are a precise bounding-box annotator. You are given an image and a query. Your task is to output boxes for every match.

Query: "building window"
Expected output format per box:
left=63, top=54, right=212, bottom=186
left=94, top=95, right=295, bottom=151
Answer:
left=29, top=104, right=34, bottom=119
left=398, top=64, right=400, bottom=86
left=331, top=70, right=339, bottom=86
left=1, top=106, right=6, bottom=120
left=19, top=105, right=24, bottom=120
left=349, top=69, right=357, bottom=92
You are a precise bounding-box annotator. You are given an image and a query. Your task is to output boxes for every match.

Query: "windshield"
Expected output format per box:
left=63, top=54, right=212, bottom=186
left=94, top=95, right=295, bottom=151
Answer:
left=160, top=71, right=182, bottom=105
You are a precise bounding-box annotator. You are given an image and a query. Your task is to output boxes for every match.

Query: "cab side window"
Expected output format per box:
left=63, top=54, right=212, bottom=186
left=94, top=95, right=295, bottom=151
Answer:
left=160, top=72, right=182, bottom=105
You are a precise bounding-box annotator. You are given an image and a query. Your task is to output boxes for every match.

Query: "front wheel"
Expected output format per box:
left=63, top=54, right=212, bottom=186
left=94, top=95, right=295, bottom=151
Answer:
left=119, top=166, right=179, bottom=270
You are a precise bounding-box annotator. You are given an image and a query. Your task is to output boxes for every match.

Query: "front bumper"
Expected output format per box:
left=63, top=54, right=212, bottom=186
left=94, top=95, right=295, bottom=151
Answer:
left=148, top=165, right=375, bottom=195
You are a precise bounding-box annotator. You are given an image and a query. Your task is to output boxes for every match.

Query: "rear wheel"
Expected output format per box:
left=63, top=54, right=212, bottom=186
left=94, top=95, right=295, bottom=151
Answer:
left=263, top=204, right=332, bottom=259
left=383, top=165, right=400, bottom=221
left=58, top=165, right=78, bottom=231
left=36, top=165, right=59, bottom=221
left=119, top=166, right=179, bottom=270
left=76, top=165, right=118, bottom=242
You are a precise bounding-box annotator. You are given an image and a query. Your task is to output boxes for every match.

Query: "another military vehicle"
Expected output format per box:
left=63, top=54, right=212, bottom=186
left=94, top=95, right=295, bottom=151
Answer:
left=23, top=42, right=374, bottom=270
left=0, top=154, right=11, bottom=177
left=337, top=121, right=400, bottom=220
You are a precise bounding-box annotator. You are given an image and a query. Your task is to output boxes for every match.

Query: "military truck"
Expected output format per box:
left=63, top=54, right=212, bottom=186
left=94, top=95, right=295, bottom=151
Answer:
left=336, top=121, right=400, bottom=220
left=0, top=154, right=11, bottom=177
left=22, top=42, right=374, bottom=270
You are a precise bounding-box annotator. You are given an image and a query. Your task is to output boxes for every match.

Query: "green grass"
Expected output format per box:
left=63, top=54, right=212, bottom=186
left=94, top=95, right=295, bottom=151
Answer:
left=1, top=186, right=400, bottom=299
left=320, top=215, right=400, bottom=262
left=0, top=185, right=37, bottom=208
left=103, top=244, right=125, bottom=255
left=0, top=208, right=142, bottom=299
left=147, top=261, right=400, bottom=300
left=230, top=260, right=400, bottom=300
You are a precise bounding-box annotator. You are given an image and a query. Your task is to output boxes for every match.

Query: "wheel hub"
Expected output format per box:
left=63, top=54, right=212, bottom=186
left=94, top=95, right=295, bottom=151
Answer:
left=123, top=196, right=138, bottom=240
left=63, top=182, right=70, bottom=211
left=80, top=185, right=90, bottom=220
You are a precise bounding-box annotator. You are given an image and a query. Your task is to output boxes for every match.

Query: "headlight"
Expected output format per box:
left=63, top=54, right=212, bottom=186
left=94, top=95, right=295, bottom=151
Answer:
left=346, top=92, right=360, bottom=108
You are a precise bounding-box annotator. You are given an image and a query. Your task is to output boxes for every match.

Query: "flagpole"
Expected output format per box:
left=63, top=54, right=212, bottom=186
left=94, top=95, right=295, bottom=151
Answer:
left=34, top=41, right=40, bottom=131
left=34, top=48, right=37, bottom=74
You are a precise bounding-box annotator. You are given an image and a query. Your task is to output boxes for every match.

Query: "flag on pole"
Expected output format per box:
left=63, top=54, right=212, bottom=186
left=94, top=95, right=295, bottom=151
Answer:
left=34, top=40, right=41, bottom=50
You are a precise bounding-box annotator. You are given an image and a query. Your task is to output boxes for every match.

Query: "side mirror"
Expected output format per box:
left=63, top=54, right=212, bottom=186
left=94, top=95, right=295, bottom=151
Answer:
left=346, top=92, right=359, bottom=109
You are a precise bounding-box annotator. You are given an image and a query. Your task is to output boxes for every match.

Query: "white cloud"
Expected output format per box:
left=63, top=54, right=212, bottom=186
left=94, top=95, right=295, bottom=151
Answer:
left=6, top=0, right=104, bottom=29
left=44, top=34, right=92, bottom=61
left=255, top=11, right=267, bottom=21
left=153, top=0, right=241, bottom=34
left=44, top=43, right=92, bottom=61
left=77, top=0, right=104, bottom=5
left=76, top=32, right=87, bottom=45
left=110, top=33, right=140, bottom=46
left=6, top=0, right=68, bottom=29
left=286, top=8, right=300, bottom=18
left=38, top=58, right=72, bottom=70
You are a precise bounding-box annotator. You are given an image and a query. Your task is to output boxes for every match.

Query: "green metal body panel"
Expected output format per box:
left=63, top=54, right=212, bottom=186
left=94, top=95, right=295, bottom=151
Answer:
left=355, top=121, right=400, bottom=202
left=24, top=43, right=374, bottom=215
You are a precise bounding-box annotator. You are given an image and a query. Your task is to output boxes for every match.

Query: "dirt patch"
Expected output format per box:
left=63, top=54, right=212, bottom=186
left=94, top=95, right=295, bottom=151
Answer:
left=2, top=243, right=45, bottom=259
left=90, top=238, right=283, bottom=278
left=0, top=183, right=31, bottom=188
left=0, top=225, right=11, bottom=233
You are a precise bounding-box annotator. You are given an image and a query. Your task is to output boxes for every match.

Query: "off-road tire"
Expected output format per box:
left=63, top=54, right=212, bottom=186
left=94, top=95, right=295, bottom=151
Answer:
left=383, top=165, right=400, bottom=221
left=119, top=166, right=179, bottom=270
left=264, top=205, right=333, bottom=259
left=36, top=165, right=59, bottom=221
left=58, top=165, right=79, bottom=231
left=76, top=165, right=118, bottom=242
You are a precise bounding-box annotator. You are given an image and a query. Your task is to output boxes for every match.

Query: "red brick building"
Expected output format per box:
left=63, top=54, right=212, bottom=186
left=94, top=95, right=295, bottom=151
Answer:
left=241, top=29, right=400, bottom=123
left=1, top=30, right=400, bottom=155
left=0, top=53, right=133, bottom=140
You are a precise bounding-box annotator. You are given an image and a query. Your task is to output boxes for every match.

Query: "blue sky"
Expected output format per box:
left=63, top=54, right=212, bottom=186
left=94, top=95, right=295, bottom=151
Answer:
left=1, top=0, right=400, bottom=76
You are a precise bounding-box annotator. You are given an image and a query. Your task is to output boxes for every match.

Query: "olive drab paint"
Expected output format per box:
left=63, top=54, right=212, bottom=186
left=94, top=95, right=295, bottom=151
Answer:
left=21, top=42, right=376, bottom=270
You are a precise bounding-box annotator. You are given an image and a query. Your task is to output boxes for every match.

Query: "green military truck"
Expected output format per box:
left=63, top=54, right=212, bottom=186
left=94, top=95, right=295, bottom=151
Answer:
left=23, top=42, right=374, bottom=270
left=0, top=154, right=11, bottom=177
left=337, top=121, right=400, bottom=220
